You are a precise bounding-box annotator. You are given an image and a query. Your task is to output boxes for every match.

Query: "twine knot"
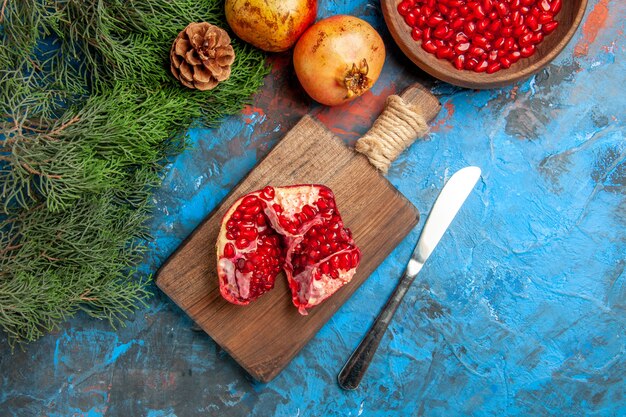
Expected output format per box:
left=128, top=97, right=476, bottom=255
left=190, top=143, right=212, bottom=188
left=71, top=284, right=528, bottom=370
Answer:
left=355, top=95, right=429, bottom=173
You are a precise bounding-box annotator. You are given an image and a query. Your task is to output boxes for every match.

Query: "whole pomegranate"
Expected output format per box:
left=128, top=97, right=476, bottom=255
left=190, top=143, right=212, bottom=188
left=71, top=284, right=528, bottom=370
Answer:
left=225, top=0, right=317, bottom=52
left=216, top=185, right=361, bottom=315
left=293, top=15, right=386, bottom=106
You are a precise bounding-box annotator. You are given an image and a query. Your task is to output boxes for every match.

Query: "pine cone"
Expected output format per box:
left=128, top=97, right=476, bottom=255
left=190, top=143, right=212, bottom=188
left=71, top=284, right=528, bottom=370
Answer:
left=170, top=23, right=235, bottom=91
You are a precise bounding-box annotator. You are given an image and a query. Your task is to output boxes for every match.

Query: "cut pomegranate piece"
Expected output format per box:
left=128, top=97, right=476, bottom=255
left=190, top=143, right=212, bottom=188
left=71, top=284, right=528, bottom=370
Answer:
left=216, top=192, right=285, bottom=305
left=216, top=185, right=361, bottom=315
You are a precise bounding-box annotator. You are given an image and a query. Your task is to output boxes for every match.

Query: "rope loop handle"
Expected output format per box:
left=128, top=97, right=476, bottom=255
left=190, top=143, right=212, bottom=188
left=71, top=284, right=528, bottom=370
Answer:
left=355, top=95, right=429, bottom=173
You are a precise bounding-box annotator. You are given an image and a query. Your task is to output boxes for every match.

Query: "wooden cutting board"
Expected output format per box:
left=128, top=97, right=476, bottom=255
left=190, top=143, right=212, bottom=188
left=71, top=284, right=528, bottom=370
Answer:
left=156, top=84, right=441, bottom=382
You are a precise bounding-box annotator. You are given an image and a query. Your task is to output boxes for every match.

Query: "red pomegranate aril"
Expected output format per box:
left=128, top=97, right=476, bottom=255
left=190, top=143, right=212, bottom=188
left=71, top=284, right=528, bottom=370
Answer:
left=465, top=57, right=479, bottom=69
left=540, top=0, right=551, bottom=12
left=260, top=186, right=275, bottom=200
left=398, top=1, right=412, bottom=16
left=422, top=39, right=438, bottom=53
left=469, top=46, right=485, bottom=57
left=494, top=36, right=506, bottom=49
left=464, top=21, right=476, bottom=35
left=436, top=46, right=454, bottom=59
left=489, top=20, right=502, bottom=34
left=475, top=59, right=489, bottom=72
left=513, top=25, right=526, bottom=37
left=428, top=14, right=445, bottom=27
left=550, top=0, right=562, bottom=14
left=496, top=2, right=509, bottom=17
left=224, top=243, right=235, bottom=258
left=453, top=54, right=466, bottom=70
left=477, top=18, right=490, bottom=32
left=411, top=27, right=423, bottom=40
left=519, top=32, right=534, bottom=47
left=241, top=195, right=258, bottom=207
left=505, top=36, right=515, bottom=50
left=499, top=56, right=512, bottom=68
left=538, top=12, right=553, bottom=24
left=451, top=17, right=464, bottom=30
left=509, top=50, right=522, bottom=62
left=526, top=14, right=539, bottom=31
left=455, top=42, right=471, bottom=53
left=235, top=238, right=249, bottom=249
left=433, top=24, right=448, bottom=38
left=351, top=251, right=360, bottom=268
left=542, top=20, right=558, bottom=34
left=520, top=45, right=535, bottom=57
left=405, top=12, right=418, bottom=27
left=486, top=62, right=501, bottom=73
left=456, top=32, right=469, bottom=43
left=473, top=35, right=489, bottom=49
left=531, top=32, right=544, bottom=44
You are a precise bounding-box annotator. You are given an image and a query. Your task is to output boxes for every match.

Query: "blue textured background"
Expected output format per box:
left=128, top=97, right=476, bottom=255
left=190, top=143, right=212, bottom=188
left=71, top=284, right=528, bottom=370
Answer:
left=2, top=0, right=625, bottom=416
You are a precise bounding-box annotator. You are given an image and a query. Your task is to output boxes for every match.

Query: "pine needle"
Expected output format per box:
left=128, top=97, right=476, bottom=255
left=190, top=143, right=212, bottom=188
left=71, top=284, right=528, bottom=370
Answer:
left=0, top=0, right=270, bottom=347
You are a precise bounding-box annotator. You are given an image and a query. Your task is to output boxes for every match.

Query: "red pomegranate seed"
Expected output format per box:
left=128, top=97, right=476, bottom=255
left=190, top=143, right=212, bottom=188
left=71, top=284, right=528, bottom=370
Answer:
left=428, top=15, right=445, bottom=27
left=477, top=18, right=490, bottom=32
left=398, top=1, right=412, bottom=16
left=531, top=32, right=544, bottom=44
left=235, top=238, right=249, bottom=249
left=224, top=243, right=235, bottom=258
left=422, top=40, right=438, bottom=53
left=520, top=45, right=535, bottom=57
left=465, top=57, right=479, bottom=70
left=475, top=59, right=489, bottom=72
left=519, top=32, right=534, bottom=47
left=499, top=56, right=512, bottom=68
left=433, top=24, right=448, bottom=38
left=453, top=54, right=466, bottom=70
left=540, top=0, right=551, bottom=12
left=436, top=46, right=454, bottom=59
left=411, top=27, right=423, bottom=40
left=542, top=20, right=558, bottom=34
left=455, top=42, right=471, bottom=53
left=550, top=0, right=562, bottom=14
left=405, top=12, right=418, bottom=27
left=526, top=14, right=539, bottom=31
left=451, top=18, right=464, bottom=30
left=509, top=50, right=522, bottom=62
left=486, top=62, right=501, bottom=73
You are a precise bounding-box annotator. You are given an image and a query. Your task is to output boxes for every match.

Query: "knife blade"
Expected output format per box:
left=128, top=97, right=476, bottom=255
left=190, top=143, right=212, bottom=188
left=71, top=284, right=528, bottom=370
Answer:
left=338, top=166, right=482, bottom=390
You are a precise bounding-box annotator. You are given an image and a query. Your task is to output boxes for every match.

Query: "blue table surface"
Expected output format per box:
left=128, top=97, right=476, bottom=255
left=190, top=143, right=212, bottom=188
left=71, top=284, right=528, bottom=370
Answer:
left=2, top=1, right=625, bottom=416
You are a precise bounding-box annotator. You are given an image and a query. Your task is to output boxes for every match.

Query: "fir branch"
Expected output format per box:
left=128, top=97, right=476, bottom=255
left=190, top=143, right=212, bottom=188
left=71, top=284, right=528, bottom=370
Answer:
left=0, top=0, right=270, bottom=347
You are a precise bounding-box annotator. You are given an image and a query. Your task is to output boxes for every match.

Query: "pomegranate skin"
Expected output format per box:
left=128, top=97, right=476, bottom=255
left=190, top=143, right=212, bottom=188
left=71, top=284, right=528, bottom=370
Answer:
left=293, top=15, right=386, bottom=106
left=225, top=0, right=317, bottom=52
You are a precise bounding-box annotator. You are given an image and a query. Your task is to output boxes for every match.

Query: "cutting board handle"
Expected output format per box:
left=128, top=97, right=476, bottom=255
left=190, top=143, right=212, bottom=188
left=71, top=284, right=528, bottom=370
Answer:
left=355, top=84, right=441, bottom=173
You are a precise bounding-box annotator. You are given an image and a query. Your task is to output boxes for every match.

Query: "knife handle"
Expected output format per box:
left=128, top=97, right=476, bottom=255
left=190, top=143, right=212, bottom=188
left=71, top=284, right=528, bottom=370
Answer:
left=338, top=270, right=417, bottom=390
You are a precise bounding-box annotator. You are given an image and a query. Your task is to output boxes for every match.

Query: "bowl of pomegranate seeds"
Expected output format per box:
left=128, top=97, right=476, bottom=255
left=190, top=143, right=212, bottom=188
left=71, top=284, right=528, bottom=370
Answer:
left=382, top=0, right=587, bottom=88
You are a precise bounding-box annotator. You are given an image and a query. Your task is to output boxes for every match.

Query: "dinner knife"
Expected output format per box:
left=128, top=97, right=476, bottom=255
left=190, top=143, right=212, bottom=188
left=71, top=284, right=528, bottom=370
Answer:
left=338, top=166, right=482, bottom=390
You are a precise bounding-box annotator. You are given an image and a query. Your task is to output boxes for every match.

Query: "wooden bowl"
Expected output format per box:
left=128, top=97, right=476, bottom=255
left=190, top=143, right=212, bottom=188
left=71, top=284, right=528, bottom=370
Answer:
left=381, top=0, right=587, bottom=89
